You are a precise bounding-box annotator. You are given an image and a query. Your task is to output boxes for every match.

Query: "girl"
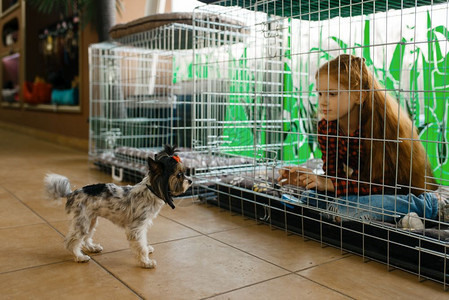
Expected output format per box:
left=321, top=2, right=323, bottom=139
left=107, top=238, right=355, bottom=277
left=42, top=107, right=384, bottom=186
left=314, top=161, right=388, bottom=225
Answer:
left=279, top=54, right=448, bottom=225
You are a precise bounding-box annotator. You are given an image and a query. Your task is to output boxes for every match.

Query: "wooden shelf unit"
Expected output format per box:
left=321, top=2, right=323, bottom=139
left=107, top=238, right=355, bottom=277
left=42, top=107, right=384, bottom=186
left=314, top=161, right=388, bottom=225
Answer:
left=0, top=1, right=81, bottom=112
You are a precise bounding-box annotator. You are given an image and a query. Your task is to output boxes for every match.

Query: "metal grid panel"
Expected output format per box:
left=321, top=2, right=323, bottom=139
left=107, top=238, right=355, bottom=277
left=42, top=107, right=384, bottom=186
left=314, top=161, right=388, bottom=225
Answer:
left=89, top=24, right=195, bottom=182
left=192, top=0, right=449, bottom=286
left=88, top=21, right=249, bottom=182
left=192, top=7, right=288, bottom=174
left=200, top=0, right=449, bottom=20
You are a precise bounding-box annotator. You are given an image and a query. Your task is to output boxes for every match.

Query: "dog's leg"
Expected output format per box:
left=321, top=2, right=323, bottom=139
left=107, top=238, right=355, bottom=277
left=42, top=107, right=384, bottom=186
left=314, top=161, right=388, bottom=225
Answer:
left=126, top=225, right=156, bottom=269
left=146, top=220, right=154, bottom=254
left=83, top=217, right=103, bottom=253
left=65, top=215, right=91, bottom=263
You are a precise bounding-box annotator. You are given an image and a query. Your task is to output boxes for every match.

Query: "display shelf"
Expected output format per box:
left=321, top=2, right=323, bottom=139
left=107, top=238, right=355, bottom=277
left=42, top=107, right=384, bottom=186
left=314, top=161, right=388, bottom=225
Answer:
left=0, top=1, right=81, bottom=112
left=0, top=4, right=20, bottom=55
left=0, top=99, right=19, bottom=108
left=23, top=103, right=81, bottom=113
left=2, top=1, right=19, bottom=16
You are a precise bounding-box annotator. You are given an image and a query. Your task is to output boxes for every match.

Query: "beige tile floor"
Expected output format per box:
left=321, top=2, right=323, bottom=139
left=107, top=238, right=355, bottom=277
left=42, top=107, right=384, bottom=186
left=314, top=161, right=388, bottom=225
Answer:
left=0, top=127, right=447, bottom=299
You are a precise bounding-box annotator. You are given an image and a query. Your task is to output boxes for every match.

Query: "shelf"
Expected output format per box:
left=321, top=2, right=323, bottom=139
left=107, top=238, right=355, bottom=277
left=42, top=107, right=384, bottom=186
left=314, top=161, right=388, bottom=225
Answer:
left=2, top=1, right=19, bottom=17
left=0, top=1, right=81, bottom=115
left=1, top=100, right=20, bottom=108
left=0, top=101, right=81, bottom=113
left=0, top=5, right=21, bottom=54
left=0, top=48, right=19, bottom=57
left=0, top=99, right=81, bottom=113
left=23, top=103, right=81, bottom=113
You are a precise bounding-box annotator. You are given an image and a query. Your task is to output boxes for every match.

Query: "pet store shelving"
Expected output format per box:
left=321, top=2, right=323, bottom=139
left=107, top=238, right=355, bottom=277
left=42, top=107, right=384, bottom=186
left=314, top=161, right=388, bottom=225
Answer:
left=0, top=0, right=22, bottom=109
left=0, top=0, right=81, bottom=112
left=191, top=0, right=449, bottom=287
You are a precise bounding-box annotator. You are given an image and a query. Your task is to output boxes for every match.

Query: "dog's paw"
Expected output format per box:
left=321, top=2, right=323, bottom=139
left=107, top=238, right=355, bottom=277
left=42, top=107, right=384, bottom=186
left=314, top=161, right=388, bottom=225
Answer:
left=84, top=243, right=103, bottom=253
left=75, top=254, right=91, bottom=263
left=140, top=259, right=157, bottom=269
left=147, top=245, right=154, bottom=254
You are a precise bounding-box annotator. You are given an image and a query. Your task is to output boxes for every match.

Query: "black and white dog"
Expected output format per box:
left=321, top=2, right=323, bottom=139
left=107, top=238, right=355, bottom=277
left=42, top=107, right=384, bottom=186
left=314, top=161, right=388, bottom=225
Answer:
left=44, top=145, right=191, bottom=268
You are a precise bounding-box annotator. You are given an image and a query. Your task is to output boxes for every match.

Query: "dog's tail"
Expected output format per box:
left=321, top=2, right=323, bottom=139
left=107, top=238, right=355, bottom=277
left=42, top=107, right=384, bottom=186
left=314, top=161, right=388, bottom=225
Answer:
left=44, top=174, right=72, bottom=201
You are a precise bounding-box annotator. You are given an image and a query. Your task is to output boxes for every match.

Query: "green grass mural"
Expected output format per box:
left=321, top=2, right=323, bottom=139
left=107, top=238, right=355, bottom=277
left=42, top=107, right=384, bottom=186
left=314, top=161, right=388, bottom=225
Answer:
left=282, top=18, right=320, bottom=163
left=222, top=48, right=256, bottom=157
left=419, top=12, right=449, bottom=183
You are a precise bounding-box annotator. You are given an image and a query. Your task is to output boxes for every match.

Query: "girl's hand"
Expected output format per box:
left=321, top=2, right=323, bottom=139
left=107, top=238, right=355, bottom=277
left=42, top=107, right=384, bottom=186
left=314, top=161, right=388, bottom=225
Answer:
left=278, top=166, right=309, bottom=188
left=278, top=166, right=335, bottom=192
left=299, top=170, right=335, bottom=192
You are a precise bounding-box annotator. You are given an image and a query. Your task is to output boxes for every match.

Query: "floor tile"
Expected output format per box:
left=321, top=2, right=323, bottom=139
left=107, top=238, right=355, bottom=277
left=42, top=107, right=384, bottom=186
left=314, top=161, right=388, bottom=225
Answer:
left=17, top=189, right=73, bottom=223
left=51, top=219, right=130, bottom=255
left=0, top=223, right=71, bottom=273
left=9, top=173, right=117, bottom=224
left=210, top=224, right=346, bottom=271
left=298, top=255, right=447, bottom=299
left=209, top=273, right=351, bottom=299
left=1, top=127, right=449, bottom=298
left=0, top=187, right=43, bottom=229
left=161, top=202, right=257, bottom=234
left=51, top=215, right=201, bottom=255
left=94, top=235, right=288, bottom=299
left=147, top=215, right=202, bottom=243
left=0, top=261, right=139, bottom=299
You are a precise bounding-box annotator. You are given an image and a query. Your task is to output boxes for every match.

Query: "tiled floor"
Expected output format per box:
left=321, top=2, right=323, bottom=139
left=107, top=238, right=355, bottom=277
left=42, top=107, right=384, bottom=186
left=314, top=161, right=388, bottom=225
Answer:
left=0, top=127, right=447, bottom=299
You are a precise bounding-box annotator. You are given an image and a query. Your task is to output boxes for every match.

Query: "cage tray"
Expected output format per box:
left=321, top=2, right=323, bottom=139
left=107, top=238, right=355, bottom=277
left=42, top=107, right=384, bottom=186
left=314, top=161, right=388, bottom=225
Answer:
left=210, top=176, right=449, bottom=284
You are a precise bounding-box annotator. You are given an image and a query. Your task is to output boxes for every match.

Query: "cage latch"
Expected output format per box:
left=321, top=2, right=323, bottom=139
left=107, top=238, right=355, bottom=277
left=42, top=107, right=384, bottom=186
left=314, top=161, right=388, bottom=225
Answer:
left=111, top=166, right=124, bottom=182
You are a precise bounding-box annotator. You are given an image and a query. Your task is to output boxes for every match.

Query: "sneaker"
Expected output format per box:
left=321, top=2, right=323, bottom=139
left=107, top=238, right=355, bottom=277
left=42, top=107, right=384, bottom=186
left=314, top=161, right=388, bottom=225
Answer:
left=399, top=212, right=424, bottom=231
left=327, top=204, right=341, bottom=223
left=435, top=186, right=449, bottom=223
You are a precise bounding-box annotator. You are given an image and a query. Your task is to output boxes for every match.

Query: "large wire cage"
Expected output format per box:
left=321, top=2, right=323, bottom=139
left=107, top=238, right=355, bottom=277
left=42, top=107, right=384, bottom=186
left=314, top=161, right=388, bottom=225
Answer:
left=192, top=0, right=449, bottom=286
left=89, top=18, right=250, bottom=183
left=89, top=23, right=211, bottom=182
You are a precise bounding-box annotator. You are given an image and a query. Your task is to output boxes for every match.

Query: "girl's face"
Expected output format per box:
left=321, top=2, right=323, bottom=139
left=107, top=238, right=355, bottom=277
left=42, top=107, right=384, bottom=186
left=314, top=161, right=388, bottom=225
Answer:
left=316, top=74, right=361, bottom=122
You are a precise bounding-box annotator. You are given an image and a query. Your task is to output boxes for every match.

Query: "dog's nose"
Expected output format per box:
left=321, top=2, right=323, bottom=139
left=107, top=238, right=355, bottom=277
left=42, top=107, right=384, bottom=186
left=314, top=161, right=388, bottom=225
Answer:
left=188, top=179, right=193, bottom=185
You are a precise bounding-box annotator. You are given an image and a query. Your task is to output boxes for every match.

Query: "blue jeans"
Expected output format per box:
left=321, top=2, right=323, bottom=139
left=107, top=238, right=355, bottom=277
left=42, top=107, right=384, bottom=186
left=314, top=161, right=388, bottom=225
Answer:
left=299, top=190, right=439, bottom=222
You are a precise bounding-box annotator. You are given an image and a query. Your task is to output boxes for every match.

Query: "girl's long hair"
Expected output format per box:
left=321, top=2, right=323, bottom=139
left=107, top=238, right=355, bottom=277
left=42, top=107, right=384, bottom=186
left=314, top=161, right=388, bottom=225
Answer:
left=317, top=54, right=436, bottom=195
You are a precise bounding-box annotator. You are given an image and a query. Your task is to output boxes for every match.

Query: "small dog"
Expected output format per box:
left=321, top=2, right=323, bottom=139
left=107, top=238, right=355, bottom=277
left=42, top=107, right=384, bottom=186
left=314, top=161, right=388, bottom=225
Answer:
left=44, top=145, right=192, bottom=268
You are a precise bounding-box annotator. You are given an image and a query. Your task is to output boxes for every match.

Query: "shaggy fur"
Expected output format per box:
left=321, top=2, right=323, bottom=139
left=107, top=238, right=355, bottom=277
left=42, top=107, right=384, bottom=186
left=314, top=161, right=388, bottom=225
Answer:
left=44, top=145, right=192, bottom=268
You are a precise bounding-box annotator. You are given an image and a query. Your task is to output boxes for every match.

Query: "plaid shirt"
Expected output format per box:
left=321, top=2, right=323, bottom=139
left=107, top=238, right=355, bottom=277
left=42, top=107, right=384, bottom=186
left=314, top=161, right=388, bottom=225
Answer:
left=317, top=119, right=383, bottom=196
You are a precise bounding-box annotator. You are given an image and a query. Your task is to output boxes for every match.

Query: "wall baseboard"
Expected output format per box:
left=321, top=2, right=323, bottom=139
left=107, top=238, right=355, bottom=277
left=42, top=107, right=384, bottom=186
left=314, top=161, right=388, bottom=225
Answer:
left=0, top=121, right=88, bottom=152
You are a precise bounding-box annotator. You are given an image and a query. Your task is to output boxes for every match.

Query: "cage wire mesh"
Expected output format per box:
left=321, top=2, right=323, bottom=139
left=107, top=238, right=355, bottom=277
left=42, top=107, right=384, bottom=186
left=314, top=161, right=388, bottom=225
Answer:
left=89, top=19, right=250, bottom=186
left=192, top=0, right=449, bottom=286
left=89, top=24, right=197, bottom=182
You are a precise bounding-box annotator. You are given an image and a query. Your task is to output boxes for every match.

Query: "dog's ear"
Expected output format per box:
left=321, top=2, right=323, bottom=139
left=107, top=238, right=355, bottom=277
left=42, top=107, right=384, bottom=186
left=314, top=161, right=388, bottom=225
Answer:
left=157, top=144, right=178, bottom=160
left=147, top=156, right=162, bottom=175
left=163, top=183, right=175, bottom=209
left=164, top=144, right=178, bottom=156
